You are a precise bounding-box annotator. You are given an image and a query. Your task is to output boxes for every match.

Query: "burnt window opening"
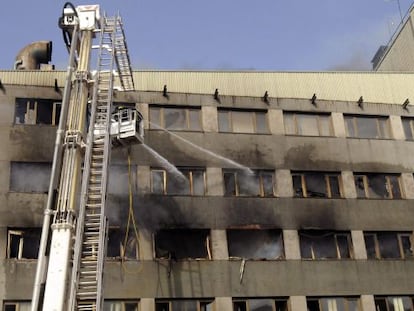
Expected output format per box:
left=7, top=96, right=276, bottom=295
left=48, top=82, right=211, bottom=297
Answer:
left=155, top=299, right=214, bottom=311
left=227, top=229, right=284, bottom=260
left=149, top=105, right=202, bottom=131
left=108, top=164, right=137, bottom=195
left=10, top=162, right=51, bottom=193
left=284, top=112, right=333, bottom=136
left=299, top=230, right=353, bottom=260
left=7, top=228, right=41, bottom=259
left=107, top=228, right=139, bottom=260
left=402, top=118, right=414, bottom=140
left=151, top=167, right=206, bottom=195
left=375, top=296, right=414, bottom=311
left=155, top=229, right=211, bottom=260
left=354, top=173, right=403, bottom=199
left=103, top=300, right=139, bottom=311
left=223, top=170, right=275, bottom=197
left=364, top=232, right=413, bottom=259
left=3, top=301, right=31, bottom=311
left=292, top=172, right=342, bottom=198
left=307, top=297, right=360, bottom=311
left=15, top=98, right=61, bottom=125
left=218, top=109, right=269, bottom=134
left=344, top=115, right=390, bottom=139
left=233, top=298, right=288, bottom=311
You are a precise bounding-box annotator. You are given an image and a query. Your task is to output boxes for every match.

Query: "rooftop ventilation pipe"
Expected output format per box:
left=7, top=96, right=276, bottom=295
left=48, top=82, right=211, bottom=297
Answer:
left=14, top=41, right=52, bottom=70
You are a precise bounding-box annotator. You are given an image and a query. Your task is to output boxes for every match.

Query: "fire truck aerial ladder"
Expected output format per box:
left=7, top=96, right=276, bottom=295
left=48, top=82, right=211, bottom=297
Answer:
left=31, top=3, right=143, bottom=311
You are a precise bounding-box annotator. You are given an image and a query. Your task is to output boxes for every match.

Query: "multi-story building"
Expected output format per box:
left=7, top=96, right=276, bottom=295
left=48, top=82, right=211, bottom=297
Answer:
left=1, top=68, right=414, bottom=311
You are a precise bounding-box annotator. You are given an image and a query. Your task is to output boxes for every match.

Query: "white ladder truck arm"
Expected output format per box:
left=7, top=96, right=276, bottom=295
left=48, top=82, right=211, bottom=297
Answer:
left=31, top=3, right=143, bottom=311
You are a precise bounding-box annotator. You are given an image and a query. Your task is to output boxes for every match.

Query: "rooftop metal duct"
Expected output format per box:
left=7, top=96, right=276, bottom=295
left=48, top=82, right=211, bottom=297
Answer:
left=14, top=41, right=52, bottom=70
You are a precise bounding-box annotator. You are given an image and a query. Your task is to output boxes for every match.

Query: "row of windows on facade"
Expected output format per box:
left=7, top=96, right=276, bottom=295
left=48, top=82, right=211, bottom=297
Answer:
left=10, top=162, right=405, bottom=200
left=7, top=229, right=412, bottom=261
left=14, top=98, right=414, bottom=140
left=3, top=296, right=413, bottom=311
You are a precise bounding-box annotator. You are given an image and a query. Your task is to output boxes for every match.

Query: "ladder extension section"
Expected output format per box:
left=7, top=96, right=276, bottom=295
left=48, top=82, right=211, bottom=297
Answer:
left=70, top=15, right=120, bottom=311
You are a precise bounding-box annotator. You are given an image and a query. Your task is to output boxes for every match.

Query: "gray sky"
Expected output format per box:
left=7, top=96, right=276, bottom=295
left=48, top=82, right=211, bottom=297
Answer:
left=0, top=0, right=412, bottom=71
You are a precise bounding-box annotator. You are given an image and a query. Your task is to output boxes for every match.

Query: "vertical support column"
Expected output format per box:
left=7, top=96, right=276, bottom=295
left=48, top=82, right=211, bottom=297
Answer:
left=140, top=298, right=155, bottom=311
left=202, top=106, right=218, bottom=132
left=283, top=230, right=301, bottom=259
left=360, top=295, right=376, bottom=311
left=276, top=169, right=293, bottom=197
left=211, top=229, right=229, bottom=260
left=206, top=167, right=224, bottom=196
left=290, top=296, right=307, bottom=311
left=268, top=109, right=285, bottom=135
left=215, top=297, right=233, bottom=311
left=351, top=230, right=367, bottom=260
left=137, top=103, right=149, bottom=130
left=389, top=115, right=405, bottom=140
left=341, top=171, right=357, bottom=199
left=139, top=231, right=154, bottom=261
left=400, top=173, right=414, bottom=199
left=331, top=112, right=346, bottom=138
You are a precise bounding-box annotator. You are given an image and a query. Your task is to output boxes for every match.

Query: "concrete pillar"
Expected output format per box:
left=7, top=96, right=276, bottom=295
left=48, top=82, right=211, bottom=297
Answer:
left=0, top=161, right=10, bottom=194
left=137, top=103, right=149, bottom=129
left=268, top=109, right=285, bottom=135
left=283, top=230, right=301, bottom=259
left=341, top=171, right=357, bottom=199
left=202, top=106, right=218, bottom=132
left=206, top=167, right=224, bottom=196
left=331, top=112, right=346, bottom=138
left=389, top=115, right=405, bottom=140
left=0, top=227, right=7, bottom=259
left=211, top=229, right=229, bottom=260
left=137, top=165, right=151, bottom=194
left=0, top=227, right=6, bottom=307
left=290, top=296, right=307, bottom=311
left=139, top=231, right=154, bottom=261
left=361, top=295, right=376, bottom=311
left=400, top=173, right=414, bottom=199
left=140, top=298, right=155, bottom=311
left=276, top=169, right=293, bottom=198
left=351, top=230, right=367, bottom=260
left=215, top=297, right=233, bottom=311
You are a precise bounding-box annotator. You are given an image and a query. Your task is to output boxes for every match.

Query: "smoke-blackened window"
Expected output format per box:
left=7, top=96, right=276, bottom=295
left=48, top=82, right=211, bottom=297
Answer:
left=155, top=229, right=211, bottom=260
left=375, top=296, right=414, bottom=311
left=15, top=98, right=61, bottom=125
left=354, top=173, right=403, bottom=199
left=292, top=172, right=342, bottom=198
left=364, top=232, right=413, bottom=259
left=233, top=298, right=288, bottom=311
left=299, top=230, right=353, bottom=260
left=10, top=162, right=51, bottom=193
left=107, top=228, right=139, bottom=260
left=223, top=169, right=275, bottom=197
left=227, top=229, right=284, bottom=260
left=307, top=297, right=360, bottom=311
left=150, top=167, right=206, bottom=195
left=7, top=228, right=41, bottom=259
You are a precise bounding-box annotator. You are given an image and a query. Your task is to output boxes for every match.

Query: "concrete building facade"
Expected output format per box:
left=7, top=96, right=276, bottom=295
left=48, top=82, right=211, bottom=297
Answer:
left=1, top=70, right=414, bottom=311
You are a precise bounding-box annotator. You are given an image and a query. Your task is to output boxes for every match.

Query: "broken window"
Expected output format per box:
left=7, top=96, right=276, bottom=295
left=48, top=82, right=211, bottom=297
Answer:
left=106, top=228, right=139, bottom=260
left=354, top=173, right=403, bottom=199
left=155, top=299, right=214, bottom=311
left=151, top=167, right=206, bottom=195
left=307, top=297, right=360, bottom=311
left=364, top=232, right=413, bottom=259
left=375, top=297, right=413, bottom=311
left=3, top=301, right=31, bottom=311
left=149, top=105, right=202, bottom=131
left=402, top=118, right=414, bottom=140
left=223, top=170, right=275, bottom=197
left=218, top=109, right=269, bottom=134
left=227, top=229, right=284, bottom=260
left=284, top=112, right=333, bottom=136
left=155, top=229, right=211, bottom=260
left=344, top=115, right=390, bottom=139
left=233, top=298, right=288, bottom=311
left=7, top=228, right=41, bottom=259
left=10, top=162, right=51, bottom=193
left=108, top=164, right=137, bottom=194
left=15, top=98, right=61, bottom=125
left=103, top=301, right=139, bottom=311
left=292, top=172, right=342, bottom=198
left=299, top=230, right=353, bottom=260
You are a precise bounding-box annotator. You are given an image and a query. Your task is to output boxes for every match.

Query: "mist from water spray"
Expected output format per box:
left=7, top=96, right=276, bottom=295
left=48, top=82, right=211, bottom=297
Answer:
left=149, top=122, right=253, bottom=174
left=142, top=143, right=187, bottom=180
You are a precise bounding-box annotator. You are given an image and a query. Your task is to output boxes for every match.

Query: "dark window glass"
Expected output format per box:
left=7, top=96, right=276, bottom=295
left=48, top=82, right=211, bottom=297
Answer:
left=224, top=172, right=236, bottom=196
left=233, top=301, right=247, bottom=311
left=364, top=234, right=377, bottom=259
left=305, top=173, right=327, bottom=198
left=155, top=302, right=170, bottom=311
left=293, top=175, right=304, bottom=197
left=378, top=233, right=400, bottom=259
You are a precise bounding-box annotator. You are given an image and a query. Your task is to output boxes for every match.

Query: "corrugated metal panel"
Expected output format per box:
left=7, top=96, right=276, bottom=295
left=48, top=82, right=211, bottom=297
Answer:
left=2, top=70, right=414, bottom=105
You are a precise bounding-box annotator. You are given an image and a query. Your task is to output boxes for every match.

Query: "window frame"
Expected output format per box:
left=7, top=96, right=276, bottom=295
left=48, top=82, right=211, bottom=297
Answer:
left=223, top=169, right=275, bottom=197
left=364, top=232, right=413, bottom=259
left=292, top=172, right=343, bottom=199
left=14, top=98, right=61, bottom=126
left=232, top=298, right=288, bottom=311
left=402, top=117, right=414, bottom=140
left=344, top=115, right=390, bottom=139
left=150, top=167, right=206, bottom=195
left=306, top=297, right=361, bottom=311
left=354, top=173, right=403, bottom=199
left=149, top=105, right=202, bottom=131
left=374, top=296, right=414, bottom=311
left=218, top=109, right=269, bottom=134
left=155, top=299, right=214, bottom=311
left=284, top=111, right=333, bottom=137
left=103, top=300, right=139, bottom=311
